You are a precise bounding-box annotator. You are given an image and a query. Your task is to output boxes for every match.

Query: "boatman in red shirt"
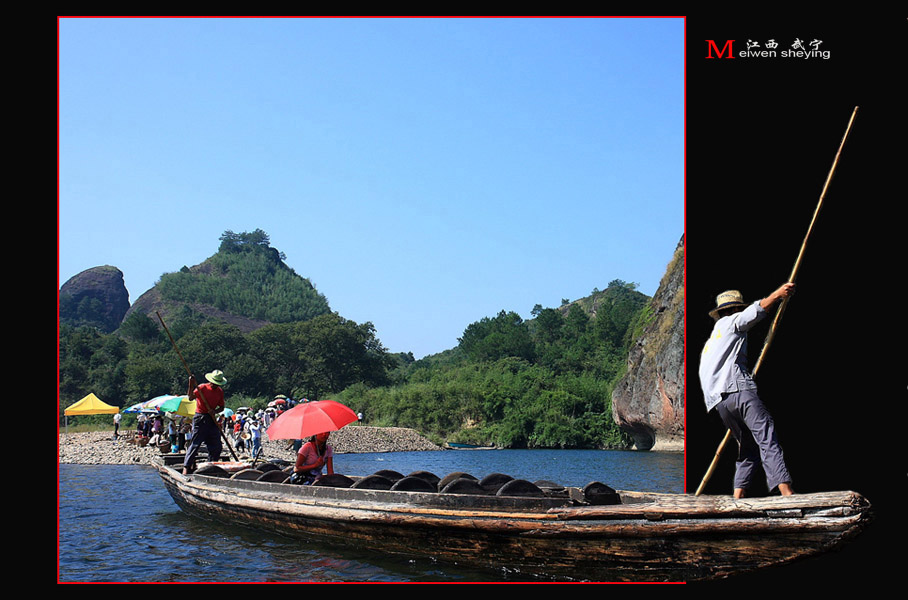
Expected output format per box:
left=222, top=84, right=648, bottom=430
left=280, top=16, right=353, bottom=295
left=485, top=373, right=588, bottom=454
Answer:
left=182, top=369, right=228, bottom=475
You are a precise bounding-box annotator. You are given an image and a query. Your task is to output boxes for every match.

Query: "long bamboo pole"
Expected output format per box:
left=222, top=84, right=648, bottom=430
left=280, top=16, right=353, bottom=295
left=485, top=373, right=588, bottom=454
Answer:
left=157, top=311, right=238, bottom=461
left=695, top=106, right=859, bottom=496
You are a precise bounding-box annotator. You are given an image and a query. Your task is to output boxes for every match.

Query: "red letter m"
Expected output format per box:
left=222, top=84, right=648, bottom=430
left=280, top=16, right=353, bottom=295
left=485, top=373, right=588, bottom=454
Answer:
left=705, top=40, right=735, bottom=59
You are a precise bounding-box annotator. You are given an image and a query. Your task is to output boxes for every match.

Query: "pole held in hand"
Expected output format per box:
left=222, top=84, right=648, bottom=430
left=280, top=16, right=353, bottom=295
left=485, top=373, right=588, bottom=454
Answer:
left=695, top=107, right=859, bottom=496
left=156, top=311, right=239, bottom=462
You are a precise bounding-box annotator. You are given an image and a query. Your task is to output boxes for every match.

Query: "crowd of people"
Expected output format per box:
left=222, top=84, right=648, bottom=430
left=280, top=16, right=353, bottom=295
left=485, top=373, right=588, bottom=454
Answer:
left=121, top=391, right=303, bottom=459
left=132, top=412, right=192, bottom=452
left=120, top=371, right=348, bottom=486
left=227, top=406, right=274, bottom=458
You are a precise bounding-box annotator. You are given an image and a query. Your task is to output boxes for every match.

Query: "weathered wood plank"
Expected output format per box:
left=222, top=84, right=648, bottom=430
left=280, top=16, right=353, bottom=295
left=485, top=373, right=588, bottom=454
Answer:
left=157, top=463, right=872, bottom=582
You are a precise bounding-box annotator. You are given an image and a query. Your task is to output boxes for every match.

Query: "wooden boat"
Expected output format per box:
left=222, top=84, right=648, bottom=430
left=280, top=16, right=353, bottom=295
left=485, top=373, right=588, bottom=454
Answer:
left=445, top=442, right=496, bottom=450
left=154, top=459, right=871, bottom=582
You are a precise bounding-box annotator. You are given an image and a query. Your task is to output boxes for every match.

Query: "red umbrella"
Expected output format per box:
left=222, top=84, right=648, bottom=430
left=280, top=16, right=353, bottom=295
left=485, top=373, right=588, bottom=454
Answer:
left=265, top=400, right=358, bottom=440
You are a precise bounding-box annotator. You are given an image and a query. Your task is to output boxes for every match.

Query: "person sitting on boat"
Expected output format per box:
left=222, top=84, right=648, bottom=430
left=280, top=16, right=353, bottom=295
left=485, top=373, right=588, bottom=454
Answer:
left=182, top=369, right=228, bottom=475
left=290, top=432, right=334, bottom=485
left=698, top=285, right=795, bottom=499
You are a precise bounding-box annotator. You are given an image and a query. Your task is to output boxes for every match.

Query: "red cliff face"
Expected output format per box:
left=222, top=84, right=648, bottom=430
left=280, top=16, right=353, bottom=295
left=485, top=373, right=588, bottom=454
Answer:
left=611, top=237, right=684, bottom=451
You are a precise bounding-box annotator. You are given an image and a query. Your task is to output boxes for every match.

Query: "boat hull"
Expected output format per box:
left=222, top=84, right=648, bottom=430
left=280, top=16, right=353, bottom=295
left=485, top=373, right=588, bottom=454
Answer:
left=155, top=463, right=870, bottom=581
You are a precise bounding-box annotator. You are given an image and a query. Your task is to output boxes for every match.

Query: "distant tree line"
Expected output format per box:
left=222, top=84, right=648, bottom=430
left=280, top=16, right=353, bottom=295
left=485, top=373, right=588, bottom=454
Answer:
left=59, top=311, right=394, bottom=422
left=339, top=282, right=649, bottom=449
left=59, top=229, right=387, bottom=423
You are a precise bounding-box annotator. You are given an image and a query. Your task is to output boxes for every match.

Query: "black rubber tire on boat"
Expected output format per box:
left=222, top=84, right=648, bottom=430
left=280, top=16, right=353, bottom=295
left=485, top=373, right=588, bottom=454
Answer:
left=496, top=479, right=545, bottom=498
left=351, top=474, right=395, bottom=490
left=439, top=477, right=487, bottom=495
left=255, top=463, right=281, bottom=473
left=230, top=469, right=264, bottom=480
left=373, top=469, right=405, bottom=482
left=194, top=465, right=230, bottom=478
left=256, top=470, right=290, bottom=483
left=407, top=470, right=441, bottom=489
left=479, top=472, right=513, bottom=493
left=313, top=473, right=355, bottom=488
left=437, top=471, right=477, bottom=491
left=583, top=481, right=620, bottom=505
left=390, top=476, right=438, bottom=493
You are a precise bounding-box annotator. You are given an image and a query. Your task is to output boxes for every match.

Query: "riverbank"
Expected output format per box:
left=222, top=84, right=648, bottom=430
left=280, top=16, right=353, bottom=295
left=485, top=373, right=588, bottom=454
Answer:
left=58, top=425, right=441, bottom=466
left=649, top=435, right=684, bottom=452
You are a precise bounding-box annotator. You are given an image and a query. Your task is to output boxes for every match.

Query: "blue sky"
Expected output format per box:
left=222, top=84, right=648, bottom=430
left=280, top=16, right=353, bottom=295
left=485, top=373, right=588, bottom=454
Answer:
left=58, top=17, right=684, bottom=359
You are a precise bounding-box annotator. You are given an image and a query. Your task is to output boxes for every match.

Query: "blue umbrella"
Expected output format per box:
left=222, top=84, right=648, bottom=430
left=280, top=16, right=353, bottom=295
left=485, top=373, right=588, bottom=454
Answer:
left=124, top=395, right=183, bottom=414
left=122, top=401, right=159, bottom=414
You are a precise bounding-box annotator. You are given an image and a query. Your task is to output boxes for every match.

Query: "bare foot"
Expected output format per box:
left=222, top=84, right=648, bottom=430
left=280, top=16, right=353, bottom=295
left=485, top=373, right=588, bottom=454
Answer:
left=778, top=482, right=794, bottom=496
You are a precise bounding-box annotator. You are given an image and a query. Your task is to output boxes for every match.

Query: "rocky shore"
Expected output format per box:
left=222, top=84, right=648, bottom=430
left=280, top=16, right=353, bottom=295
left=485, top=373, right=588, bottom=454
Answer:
left=59, top=425, right=441, bottom=466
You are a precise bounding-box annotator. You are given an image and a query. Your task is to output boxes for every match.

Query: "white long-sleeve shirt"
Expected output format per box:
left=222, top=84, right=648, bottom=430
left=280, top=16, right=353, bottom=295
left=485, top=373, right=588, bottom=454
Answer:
left=698, top=301, right=768, bottom=412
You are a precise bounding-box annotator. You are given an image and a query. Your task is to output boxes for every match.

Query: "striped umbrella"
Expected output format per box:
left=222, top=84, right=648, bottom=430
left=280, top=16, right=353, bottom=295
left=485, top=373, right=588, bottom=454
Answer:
left=123, top=400, right=162, bottom=414
left=157, top=395, right=197, bottom=417
left=123, top=395, right=194, bottom=415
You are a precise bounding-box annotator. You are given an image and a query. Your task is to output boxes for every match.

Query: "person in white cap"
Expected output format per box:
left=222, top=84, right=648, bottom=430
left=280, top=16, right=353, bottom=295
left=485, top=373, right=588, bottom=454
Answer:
left=698, top=283, right=796, bottom=498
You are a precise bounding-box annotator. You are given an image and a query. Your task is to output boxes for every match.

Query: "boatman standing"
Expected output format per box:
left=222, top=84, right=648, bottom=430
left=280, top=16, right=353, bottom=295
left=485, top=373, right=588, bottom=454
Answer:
left=182, top=369, right=228, bottom=475
left=698, top=284, right=796, bottom=498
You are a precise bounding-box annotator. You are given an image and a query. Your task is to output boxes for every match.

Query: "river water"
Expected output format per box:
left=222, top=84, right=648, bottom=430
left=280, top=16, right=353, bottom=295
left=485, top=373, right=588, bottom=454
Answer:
left=58, top=449, right=684, bottom=583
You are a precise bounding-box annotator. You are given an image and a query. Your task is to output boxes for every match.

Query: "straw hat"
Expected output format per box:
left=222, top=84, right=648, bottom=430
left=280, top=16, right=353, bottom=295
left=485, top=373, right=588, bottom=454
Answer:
left=709, top=290, right=748, bottom=319
left=205, top=370, right=228, bottom=386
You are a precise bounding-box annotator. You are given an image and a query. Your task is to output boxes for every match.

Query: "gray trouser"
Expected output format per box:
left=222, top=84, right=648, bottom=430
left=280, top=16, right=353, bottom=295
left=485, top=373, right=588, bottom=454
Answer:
left=183, top=414, right=222, bottom=469
left=716, top=389, right=792, bottom=493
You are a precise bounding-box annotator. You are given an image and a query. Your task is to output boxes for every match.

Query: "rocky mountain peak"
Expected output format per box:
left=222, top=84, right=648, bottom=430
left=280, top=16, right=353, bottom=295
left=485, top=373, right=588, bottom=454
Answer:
left=59, top=266, right=131, bottom=333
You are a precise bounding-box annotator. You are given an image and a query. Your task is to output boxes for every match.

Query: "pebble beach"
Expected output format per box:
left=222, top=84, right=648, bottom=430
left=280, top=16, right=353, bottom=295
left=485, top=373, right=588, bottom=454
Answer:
left=59, top=425, right=441, bottom=466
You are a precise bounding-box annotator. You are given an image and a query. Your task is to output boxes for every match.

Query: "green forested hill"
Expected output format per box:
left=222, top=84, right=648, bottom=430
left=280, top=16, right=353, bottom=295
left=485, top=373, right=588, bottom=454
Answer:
left=59, top=229, right=653, bottom=449
left=60, top=229, right=382, bottom=413
left=338, top=281, right=649, bottom=449
left=148, top=229, right=331, bottom=326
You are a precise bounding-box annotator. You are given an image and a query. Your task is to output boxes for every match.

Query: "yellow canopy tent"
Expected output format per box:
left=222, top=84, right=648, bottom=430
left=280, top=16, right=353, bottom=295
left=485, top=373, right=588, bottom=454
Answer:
left=62, top=393, right=121, bottom=433
left=64, top=393, right=120, bottom=415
